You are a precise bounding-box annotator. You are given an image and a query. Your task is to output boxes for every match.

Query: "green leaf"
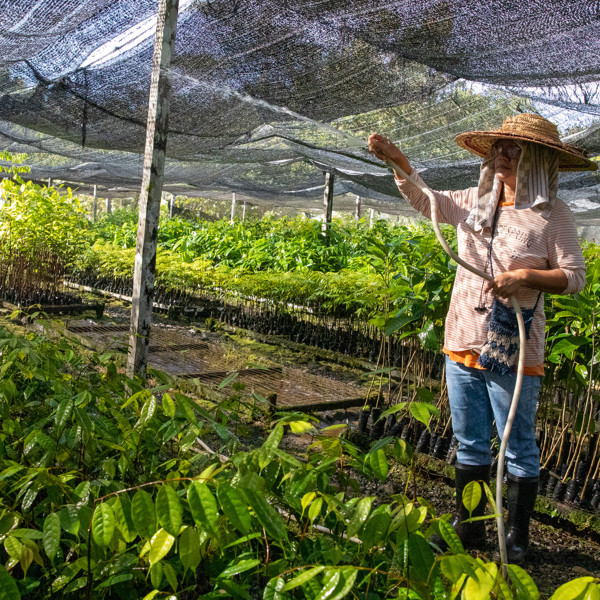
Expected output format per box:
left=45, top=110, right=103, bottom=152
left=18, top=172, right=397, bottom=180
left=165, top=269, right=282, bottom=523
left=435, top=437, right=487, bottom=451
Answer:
left=150, top=562, right=163, bottom=589
left=218, top=371, right=239, bottom=389
left=112, top=495, right=137, bottom=543
left=283, top=566, right=325, bottom=591
left=239, top=478, right=287, bottom=542
left=440, top=554, right=476, bottom=583
left=156, top=485, right=183, bottom=537
left=217, top=484, right=251, bottom=535
left=308, top=497, right=323, bottom=523
left=218, top=558, right=260, bottom=579
left=179, top=526, right=201, bottom=573
left=188, top=481, right=219, bottom=534
left=507, top=564, right=539, bottom=600
left=347, top=497, right=372, bottom=538
left=393, top=438, right=413, bottom=465
left=54, top=397, right=73, bottom=432
left=368, top=449, right=388, bottom=482
left=59, top=505, right=80, bottom=536
left=163, top=562, right=178, bottom=592
left=549, top=577, right=598, bottom=600
left=409, top=402, right=433, bottom=427
left=264, top=577, right=286, bottom=600
left=140, top=395, right=157, bottom=425
left=162, top=393, right=176, bottom=418
left=407, top=533, right=434, bottom=581
left=92, top=503, right=115, bottom=547
left=131, top=490, right=157, bottom=539
left=0, top=564, right=20, bottom=600
left=259, top=423, right=284, bottom=469
left=436, top=518, right=464, bottom=554
left=329, top=567, right=359, bottom=600
left=149, top=528, right=175, bottom=565
left=462, top=481, right=482, bottom=515
left=42, top=513, right=61, bottom=561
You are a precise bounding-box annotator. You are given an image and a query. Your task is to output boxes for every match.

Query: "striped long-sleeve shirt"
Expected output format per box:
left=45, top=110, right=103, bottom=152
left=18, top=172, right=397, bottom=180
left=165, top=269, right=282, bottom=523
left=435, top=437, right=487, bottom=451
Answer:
left=396, top=169, right=586, bottom=370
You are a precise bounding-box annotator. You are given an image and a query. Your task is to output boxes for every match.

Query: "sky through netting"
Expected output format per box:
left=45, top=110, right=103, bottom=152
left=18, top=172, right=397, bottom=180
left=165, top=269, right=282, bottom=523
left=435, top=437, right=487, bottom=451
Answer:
left=0, top=0, right=598, bottom=221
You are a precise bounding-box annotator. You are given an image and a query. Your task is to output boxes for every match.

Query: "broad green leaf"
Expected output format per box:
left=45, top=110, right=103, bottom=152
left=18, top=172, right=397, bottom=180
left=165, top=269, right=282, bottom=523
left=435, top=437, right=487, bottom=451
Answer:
left=320, top=569, right=342, bottom=600
left=239, top=479, right=287, bottom=542
left=301, top=492, right=316, bottom=516
left=112, top=495, right=137, bottom=543
left=59, top=505, right=81, bottom=536
left=163, top=562, right=178, bottom=592
left=218, top=558, right=260, bottom=579
left=440, top=555, right=477, bottom=583
left=131, top=490, right=157, bottom=539
left=549, top=577, right=598, bottom=600
left=42, top=513, right=61, bottom=561
left=462, top=481, right=482, bottom=515
left=308, top=497, right=323, bottom=522
left=264, top=577, right=286, bottom=600
left=347, top=497, right=373, bottom=538
left=150, top=562, right=163, bottom=589
left=259, top=423, right=284, bottom=469
left=142, top=591, right=160, bottom=600
left=162, top=393, right=176, bottom=418
left=463, top=563, right=496, bottom=600
left=407, top=533, right=434, bottom=581
left=218, top=371, right=239, bottom=389
left=329, top=567, right=359, bottom=600
left=55, top=397, right=73, bottom=432
left=289, top=421, right=314, bottom=434
left=0, top=565, right=20, bottom=600
left=283, top=566, right=325, bottom=591
left=140, top=395, right=157, bottom=425
left=188, top=481, right=219, bottom=533
left=156, top=485, right=183, bottom=537
left=217, top=484, right=251, bottom=534
left=368, top=449, right=388, bottom=482
left=92, top=503, right=115, bottom=547
left=507, top=564, right=539, bottom=600
left=409, top=402, right=433, bottom=427
left=149, top=528, right=175, bottom=565
left=220, top=580, right=252, bottom=600
left=361, top=507, right=391, bottom=550
left=393, top=438, right=413, bottom=465
left=179, top=526, right=201, bottom=573
left=437, top=518, right=464, bottom=554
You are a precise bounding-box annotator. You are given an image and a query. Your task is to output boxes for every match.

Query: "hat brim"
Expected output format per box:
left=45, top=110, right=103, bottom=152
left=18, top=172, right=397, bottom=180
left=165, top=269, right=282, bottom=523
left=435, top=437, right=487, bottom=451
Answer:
left=455, top=130, right=598, bottom=172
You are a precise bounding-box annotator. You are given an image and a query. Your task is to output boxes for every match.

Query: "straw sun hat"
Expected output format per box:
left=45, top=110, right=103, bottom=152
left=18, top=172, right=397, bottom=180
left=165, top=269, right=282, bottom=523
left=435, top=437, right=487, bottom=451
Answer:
left=455, top=113, right=598, bottom=171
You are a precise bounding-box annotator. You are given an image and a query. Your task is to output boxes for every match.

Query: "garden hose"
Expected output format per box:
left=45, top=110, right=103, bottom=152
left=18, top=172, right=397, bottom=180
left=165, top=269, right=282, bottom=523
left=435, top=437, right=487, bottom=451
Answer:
left=385, top=158, right=526, bottom=575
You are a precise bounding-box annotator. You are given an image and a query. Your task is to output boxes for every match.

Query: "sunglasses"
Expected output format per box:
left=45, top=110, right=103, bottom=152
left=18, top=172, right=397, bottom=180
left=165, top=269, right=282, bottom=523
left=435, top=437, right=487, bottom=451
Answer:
left=492, top=141, right=522, bottom=159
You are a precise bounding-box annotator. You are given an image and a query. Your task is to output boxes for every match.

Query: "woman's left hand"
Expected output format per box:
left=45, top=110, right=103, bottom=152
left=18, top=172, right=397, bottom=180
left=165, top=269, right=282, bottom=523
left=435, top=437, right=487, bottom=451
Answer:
left=484, top=270, right=527, bottom=298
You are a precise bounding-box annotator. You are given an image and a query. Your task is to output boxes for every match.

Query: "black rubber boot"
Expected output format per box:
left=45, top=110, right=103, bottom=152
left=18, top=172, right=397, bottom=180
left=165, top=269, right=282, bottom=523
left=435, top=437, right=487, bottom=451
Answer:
left=505, top=473, right=538, bottom=564
left=451, top=463, right=491, bottom=549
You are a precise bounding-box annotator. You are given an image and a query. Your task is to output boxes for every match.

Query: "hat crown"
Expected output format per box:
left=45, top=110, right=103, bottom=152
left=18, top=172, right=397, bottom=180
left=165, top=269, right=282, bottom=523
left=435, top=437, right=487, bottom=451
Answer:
left=498, top=113, right=561, bottom=145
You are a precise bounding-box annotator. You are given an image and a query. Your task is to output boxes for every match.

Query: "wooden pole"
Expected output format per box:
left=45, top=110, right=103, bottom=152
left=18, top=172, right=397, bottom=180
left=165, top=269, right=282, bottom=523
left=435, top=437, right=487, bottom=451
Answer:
left=169, top=193, right=176, bottom=218
left=92, top=184, right=97, bottom=222
left=230, top=192, right=236, bottom=223
left=322, top=171, right=334, bottom=234
left=48, top=177, right=53, bottom=188
left=127, top=0, right=179, bottom=379
left=355, top=195, right=361, bottom=221
left=369, top=207, right=375, bottom=228
left=242, top=200, right=247, bottom=221
left=106, top=197, right=112, bottom=214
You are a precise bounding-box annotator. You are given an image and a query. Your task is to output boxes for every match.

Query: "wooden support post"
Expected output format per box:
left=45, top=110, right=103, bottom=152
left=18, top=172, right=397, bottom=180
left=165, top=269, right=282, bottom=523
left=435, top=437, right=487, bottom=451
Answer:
left=230, top=192, right=236, bottom=223
left=242, top=200, right=247, bottom=221
left=92, top=184, right=97, bottom=222
left=48, top=177, right=53, bottom=188
left=106, top=197, right=112, bottom=214
left=169, top=193, right=176, bottom=218
left=355, top=195, right=361, bottom=221
left=322, top=171, right=334, bottom=234
left=369, top=208, right=375, bottom=228
left=127, top=0, right=179, bottom=379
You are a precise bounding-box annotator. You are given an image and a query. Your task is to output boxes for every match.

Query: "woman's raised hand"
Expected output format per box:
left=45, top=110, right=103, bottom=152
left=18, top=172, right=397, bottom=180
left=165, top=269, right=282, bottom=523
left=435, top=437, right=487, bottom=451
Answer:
left=368, top=134, right=412, bottom=177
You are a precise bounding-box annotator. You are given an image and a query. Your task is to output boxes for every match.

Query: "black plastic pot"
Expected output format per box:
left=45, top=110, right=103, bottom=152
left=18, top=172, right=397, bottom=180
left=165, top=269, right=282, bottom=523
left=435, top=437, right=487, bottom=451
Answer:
left=371, top=408, right=385, bottom=439
left=428, top=434, right=439, bottom=456
left=416, top=429, right=431, bottom=454
left=538, top=468, right=549, bottom=494
left=384, top=414, right=396, bottom=437
left=357, top=408, right=370, bottom=434
left=433, top=435, right=449, bottom=459
left=552, top=464, right=569, bottom=501
left=445, top=435, right=459, bottom=465
left=565, top=478, right=580, bottom=504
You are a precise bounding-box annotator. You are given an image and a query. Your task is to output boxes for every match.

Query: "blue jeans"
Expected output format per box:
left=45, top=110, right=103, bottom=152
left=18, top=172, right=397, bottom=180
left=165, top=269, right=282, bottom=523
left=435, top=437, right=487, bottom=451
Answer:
left=445, top=356, right=542, bottom=478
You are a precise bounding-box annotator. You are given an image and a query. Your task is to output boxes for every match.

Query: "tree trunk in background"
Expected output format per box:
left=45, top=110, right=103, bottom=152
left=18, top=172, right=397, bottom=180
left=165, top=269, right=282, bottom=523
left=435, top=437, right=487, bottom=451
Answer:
left=322, top=171, right=334, bottom=234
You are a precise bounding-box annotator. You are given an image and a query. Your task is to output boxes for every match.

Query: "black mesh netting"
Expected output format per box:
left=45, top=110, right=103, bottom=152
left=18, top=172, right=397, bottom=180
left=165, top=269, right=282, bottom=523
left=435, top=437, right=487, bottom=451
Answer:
left=0, top=0, right=599, bottom=220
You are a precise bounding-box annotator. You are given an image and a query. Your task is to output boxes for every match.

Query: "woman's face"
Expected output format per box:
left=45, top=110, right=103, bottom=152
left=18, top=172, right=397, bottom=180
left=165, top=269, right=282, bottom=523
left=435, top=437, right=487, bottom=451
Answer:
left=492, top=139, right=521, bottom=190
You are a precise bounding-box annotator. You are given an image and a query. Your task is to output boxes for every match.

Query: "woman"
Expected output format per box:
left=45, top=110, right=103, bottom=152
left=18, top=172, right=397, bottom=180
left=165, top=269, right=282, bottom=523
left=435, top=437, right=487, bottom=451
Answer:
left=368, top=113, right=596, bottom=563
